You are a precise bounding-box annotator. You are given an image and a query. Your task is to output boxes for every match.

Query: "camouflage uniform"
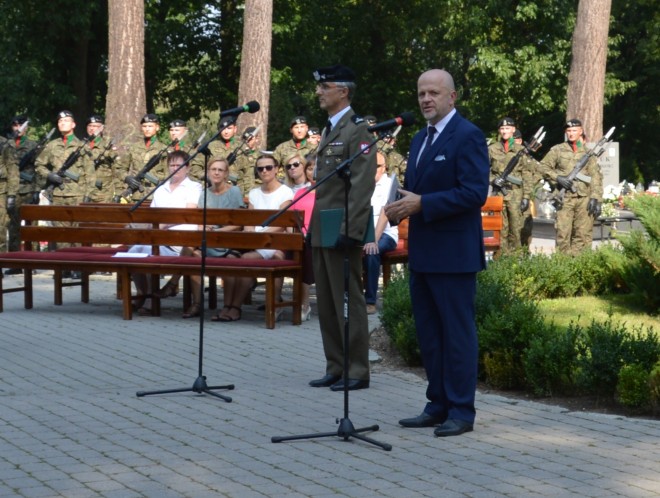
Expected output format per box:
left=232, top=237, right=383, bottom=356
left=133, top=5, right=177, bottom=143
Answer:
left=35, top=133, right=96, bottom=248
left=0, top=139, right=21, bottom=252
left=273, top=139, right=314, bottom=169
left=87, top=136, right=121, bottom=203
left=378, top=141, right=407, bottom=185
left=121, top=137, right=168, bottom=202
left=172, top=139, right=206, bottom=185
left=2, top=135, right=37, bottom=251
left=488, top=140, right=535, bottom=252
left=231, top=147, right=258, bottom=197
left=539, top=142, right=603, bottom=255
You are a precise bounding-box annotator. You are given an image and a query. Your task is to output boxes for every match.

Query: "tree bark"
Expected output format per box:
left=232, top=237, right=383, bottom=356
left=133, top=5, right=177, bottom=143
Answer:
left=105, top=0, right=146, bottom=146
left=236, top=0, right=273, bottom=147
left=566, top=0, right=612, bottom=142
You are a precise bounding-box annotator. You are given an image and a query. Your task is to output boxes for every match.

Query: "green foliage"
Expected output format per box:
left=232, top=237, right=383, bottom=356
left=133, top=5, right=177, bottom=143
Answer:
left=523, top=325, right=580, bottom=396
left=650, top=362, right=660, bottom=415
left=380, top=271, right=421, bottom=366
left=609, top=195, right=660, bottom=313
left=617, top=364, right=651, bottom=408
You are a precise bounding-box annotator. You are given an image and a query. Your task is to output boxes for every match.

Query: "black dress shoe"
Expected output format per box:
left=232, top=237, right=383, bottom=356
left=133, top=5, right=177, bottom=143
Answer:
left=4, top=268, right=22, bottom=275
left=329, top=378, right=369, bottom=391
left=399, top=411, right=446, bottom=428
left=433, top=419, right=473, bottom=437
left=309, top=374, right=341, bottom=388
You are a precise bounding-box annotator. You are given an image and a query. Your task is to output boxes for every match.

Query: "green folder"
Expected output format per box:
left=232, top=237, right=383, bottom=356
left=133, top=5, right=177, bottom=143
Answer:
left=320, top=207, right=375, bottom=247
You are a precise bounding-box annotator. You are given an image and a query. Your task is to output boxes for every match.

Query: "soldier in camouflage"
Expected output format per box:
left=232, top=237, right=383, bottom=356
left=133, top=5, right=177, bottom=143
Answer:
left=2, top=116, right=37, bottom=260
left=35, top=110, right=96, bottom=252
left=539, top=119, right=603, bottom=255
left=121, top=114, right=168, bottom=202
left=378, top=134, right=407, bottom=185
left=229, top=126, right=260, bottom=197
left=1, top=117, right=22, bottom=253
left=488, top=117, right=535, bottom=252
left=167, top=119, right=205, bottom=184
left=85, top=115, right=122, bottom=203
left=272, top=116, right=314, bottom=168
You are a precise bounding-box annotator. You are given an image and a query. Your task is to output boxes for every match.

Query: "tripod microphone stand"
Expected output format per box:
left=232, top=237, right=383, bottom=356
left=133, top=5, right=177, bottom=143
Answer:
left=135, top=118, right=244, bottom=401
left=268, top=133, right=393, bottom=451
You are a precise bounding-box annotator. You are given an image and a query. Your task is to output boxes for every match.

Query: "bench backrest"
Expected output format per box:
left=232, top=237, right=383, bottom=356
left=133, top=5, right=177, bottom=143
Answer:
left=19, top=205, right=304, bottom=254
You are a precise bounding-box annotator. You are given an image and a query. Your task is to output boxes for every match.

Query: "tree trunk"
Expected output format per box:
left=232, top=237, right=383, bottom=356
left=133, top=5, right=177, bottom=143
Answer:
left=105, top=0, right=146, bottom=147
left=236, top=0, right=273, bottom=147
left=566, top=0, right=612, bottom=142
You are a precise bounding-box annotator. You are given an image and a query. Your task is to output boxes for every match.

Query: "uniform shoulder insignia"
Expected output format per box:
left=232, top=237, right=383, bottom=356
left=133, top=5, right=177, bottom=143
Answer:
left=351, top=115, right=364, bottom=125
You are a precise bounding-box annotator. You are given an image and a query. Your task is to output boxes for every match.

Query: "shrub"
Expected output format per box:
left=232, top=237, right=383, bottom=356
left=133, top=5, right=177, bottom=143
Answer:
left=380, top=271, right=421, bottom=366
left=523, top=325, right=580, bottom=396
left=650, top=362, right=660, bottom=416
left=617, top=364, right=651, bottom=408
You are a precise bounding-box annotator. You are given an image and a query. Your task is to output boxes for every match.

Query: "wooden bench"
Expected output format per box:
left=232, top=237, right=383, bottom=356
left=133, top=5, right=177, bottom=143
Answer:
left=380, top=196, right=504, bottom=287
left=0, top=205, right=304, bottom=329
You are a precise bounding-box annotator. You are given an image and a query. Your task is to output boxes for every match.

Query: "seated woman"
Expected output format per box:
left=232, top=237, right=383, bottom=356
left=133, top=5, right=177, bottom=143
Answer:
left=284, top=153, right=316, bottom=321
left=169, top=158, right=246, bottom=318
left=212, top=155, right=293, bottom=322
left=129, top=150, right=202, bottom=315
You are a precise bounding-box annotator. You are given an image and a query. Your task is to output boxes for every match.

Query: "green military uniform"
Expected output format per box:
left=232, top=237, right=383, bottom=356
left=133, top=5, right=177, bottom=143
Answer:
left=0, top=138, right=21, bottom=252
left=311, top=108, right=376, bottom=383
left=378, top=141, right=407, bottom=185
left=2, top=135, right=37, bottom=251
left=87, top=136, right=121, bottom=203
left=207, top=137, right=245, bottom=187
left=273, top=138, right=314, bottom=168
left=121, top=137, right=168, bottom=202
left=488, top=139, right=535, bottom=252
left=35, top=133, right=96, bottom=249
left=231, top=146, right=257, bottom=197
left=539, top=141, right=603, bottom=255
left=172, top=139, right=206, bottom=185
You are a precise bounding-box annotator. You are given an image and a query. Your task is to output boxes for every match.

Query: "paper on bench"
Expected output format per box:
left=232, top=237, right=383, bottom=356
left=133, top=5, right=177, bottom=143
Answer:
left=112, top=252, right=150, bottom=258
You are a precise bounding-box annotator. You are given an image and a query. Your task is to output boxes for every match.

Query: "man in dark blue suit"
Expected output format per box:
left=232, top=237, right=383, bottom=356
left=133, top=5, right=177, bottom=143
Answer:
left=385, top=69, right=489, bottom=437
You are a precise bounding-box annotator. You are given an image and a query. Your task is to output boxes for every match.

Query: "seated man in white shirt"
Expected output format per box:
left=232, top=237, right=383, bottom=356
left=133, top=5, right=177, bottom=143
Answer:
left=129, top=150, right=202, bottom=315
left=363, top=152, right=399, bottom=315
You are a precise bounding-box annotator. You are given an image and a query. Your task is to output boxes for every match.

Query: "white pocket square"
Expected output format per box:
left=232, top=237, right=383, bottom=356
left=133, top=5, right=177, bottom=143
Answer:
left=434, top=155, right=446, bottom=161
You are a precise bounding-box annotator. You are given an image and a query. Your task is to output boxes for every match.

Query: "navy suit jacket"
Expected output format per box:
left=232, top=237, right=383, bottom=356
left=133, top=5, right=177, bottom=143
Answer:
left=404, top=111, right=490, bottom=274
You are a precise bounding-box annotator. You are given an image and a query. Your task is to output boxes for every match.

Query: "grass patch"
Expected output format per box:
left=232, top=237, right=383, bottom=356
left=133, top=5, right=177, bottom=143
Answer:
left=538, top=294, right=660, bottom=331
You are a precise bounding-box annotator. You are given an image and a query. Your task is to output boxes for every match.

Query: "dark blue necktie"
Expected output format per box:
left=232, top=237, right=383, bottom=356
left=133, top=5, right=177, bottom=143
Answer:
left=417, top=126, right=436, bottom=167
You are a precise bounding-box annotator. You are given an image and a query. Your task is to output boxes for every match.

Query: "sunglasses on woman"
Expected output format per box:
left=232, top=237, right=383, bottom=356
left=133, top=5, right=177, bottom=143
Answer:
left=285, top=161, right=302, bottom=170
left=256, top=165, right=275, bottom=172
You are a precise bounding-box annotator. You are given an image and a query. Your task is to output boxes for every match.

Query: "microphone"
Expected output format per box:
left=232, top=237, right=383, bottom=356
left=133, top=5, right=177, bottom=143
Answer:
left=367, top=112, right=416, bottom=133
left=220, top=101, right=260, bottom=118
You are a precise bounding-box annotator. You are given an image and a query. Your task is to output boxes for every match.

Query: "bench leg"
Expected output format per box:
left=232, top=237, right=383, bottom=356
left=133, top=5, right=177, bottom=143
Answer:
left=24, top=269, right=33, bottom=309
left=81, top=272, right=90, bottom=303
left=382, top=262, right=391, bottom=289
left=264, top=276, right=275, bottom=329
left=120, top=269, right=133, bottom=320
left=292, top=272, right=302, bottom=325
left=54, top=269, right=63, bottom=305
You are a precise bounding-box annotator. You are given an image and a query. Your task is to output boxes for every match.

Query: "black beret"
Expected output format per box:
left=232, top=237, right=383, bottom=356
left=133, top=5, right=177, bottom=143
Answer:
left=364, top=115, right=377, bottom=125
left=307, top=127, right=320, bottom=137
left=169, top=119, right=186, bottom=128
left=57, top=110, right=74, bottom=120
left=11, top=115, right=28, bottom=125
left=290, top=116, right=307, bottom=127
left=513, top=129, right=522, bottom=139
left=87, top=115, right=104, bottom=125
left=498, top=117, right=515, bottom=127
left=242, top=126, right=257, bottom=140
left=313, top=64, right=356, bottom=83
left=565, top=118, right=582, bottom=128
left=219, top=116, right=236, bottom=129
left=141, top=113, right=159, bottom=124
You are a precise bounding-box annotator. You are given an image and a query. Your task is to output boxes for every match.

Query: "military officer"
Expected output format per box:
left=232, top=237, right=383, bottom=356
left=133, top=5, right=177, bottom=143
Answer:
left=2, top=116, right=37, bottom=259
left=488, top=117, right=534, bottom=252
left=539, top=119, right=603, bottom=254
left=121, top=114, right=168, bottom=202
left=308, top=64, right=376, bottom=392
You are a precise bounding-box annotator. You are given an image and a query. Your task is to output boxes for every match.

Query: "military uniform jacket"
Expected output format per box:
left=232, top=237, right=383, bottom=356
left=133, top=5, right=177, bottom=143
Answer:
left=35, top=135, right=95, bottom=198
left=310, top=109, right=376, bottom=247
left=273, top=138, right=314, bottom=166
left=539, top=142, right=603, bottom=199
left=2, top=136, right=35, bottom=196
left=122, top=137, right=168, bottom=198
left=488, top=141, right=535, bottom=199
left=87, top=136, right=121, bottom=200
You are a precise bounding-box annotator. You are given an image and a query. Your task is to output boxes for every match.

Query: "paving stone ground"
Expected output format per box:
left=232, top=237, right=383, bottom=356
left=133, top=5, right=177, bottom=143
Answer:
left=0, top=271, right=658, bottom=498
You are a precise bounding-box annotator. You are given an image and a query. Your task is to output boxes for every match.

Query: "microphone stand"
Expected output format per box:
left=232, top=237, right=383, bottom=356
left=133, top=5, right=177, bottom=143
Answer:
left=269, top=132, right=393, bottom=451
left=136, top=120, right=238, bottom=401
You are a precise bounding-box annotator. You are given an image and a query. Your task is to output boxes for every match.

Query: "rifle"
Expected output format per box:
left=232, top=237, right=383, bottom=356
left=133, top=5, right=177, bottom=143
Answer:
left=44, top=133, right=98, bottom=200
left=113, top=137, right=179, bottom=202
left=551, top=126, right=615, bottom=210
left=492, top=126, right=545, bottom=196
left=226, top=125, right=261, bottom=166
left=18, top=127, right=56, bottom=184
left=91, top=138, right=115, bottom=169
left=186, top=131, right=206, bottom=154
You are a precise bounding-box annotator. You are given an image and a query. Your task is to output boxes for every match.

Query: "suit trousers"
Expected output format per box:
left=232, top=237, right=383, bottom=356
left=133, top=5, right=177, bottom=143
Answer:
left=313, top=245, right=370, bottom=381
left=410, top=270, right=478, bottom=423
